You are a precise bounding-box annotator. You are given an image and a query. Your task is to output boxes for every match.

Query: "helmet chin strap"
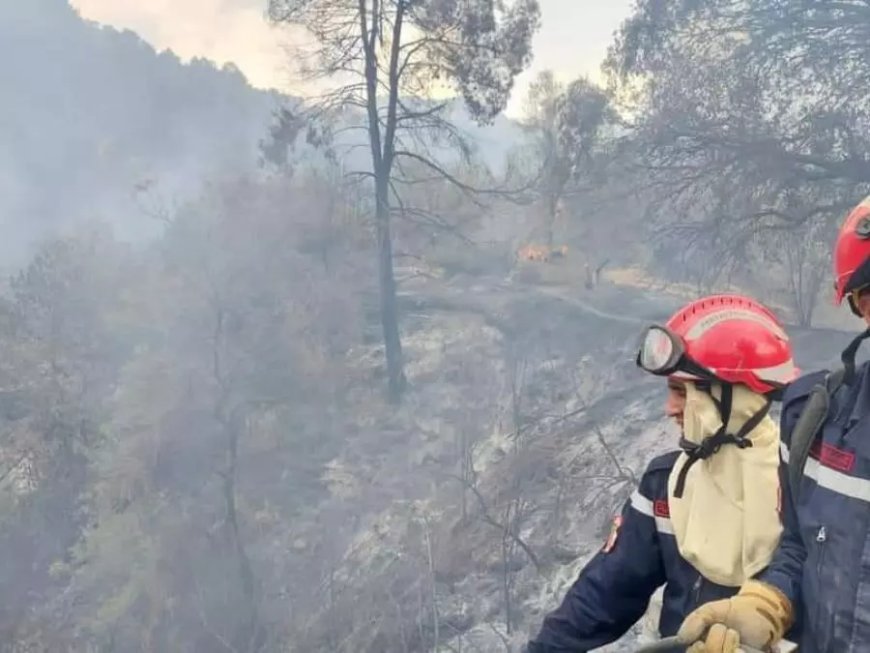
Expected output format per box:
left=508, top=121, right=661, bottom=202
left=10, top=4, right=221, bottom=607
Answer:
left=842, top=328, right=870, bottom=385
left=672, top=383, right=772, bottom=498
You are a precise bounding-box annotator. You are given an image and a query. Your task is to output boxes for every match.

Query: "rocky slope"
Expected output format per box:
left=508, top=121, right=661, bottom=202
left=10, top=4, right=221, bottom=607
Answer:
left=284, top=271, right=858, bottom=653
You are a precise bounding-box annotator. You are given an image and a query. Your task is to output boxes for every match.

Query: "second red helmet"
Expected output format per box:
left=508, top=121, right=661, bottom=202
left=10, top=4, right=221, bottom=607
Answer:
left=833, top=195, right=870, bottom=313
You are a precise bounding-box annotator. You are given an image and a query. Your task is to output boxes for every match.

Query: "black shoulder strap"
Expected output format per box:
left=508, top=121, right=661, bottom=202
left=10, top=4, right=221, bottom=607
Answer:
left=787, top=367, right=845, bottom=502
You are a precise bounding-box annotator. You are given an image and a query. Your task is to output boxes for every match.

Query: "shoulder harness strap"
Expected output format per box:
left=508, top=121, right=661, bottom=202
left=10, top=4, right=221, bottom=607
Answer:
left=787, top=367, right=845, bottom=502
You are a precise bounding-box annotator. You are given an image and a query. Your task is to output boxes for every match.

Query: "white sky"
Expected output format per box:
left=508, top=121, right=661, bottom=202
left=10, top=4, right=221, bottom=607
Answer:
left=70, top=0, right=634, bottom=117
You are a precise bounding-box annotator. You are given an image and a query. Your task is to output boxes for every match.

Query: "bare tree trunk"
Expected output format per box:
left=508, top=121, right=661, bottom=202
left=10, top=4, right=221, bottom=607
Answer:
left=508, top=345, right=527, bottom=438
left=416, top=579, right=426, bottom=645
left=422, top=517, right=440, bottom=650
left=212, top=307, right=260, bottom=651
left=594, top=258, right=609, bottom=287
left=545, top=194, right=557, bottom=250
left=804, top=272, right=821, bottom=327
left=459, top=429, right=469, bottom=522
left=327, top=562, right=337, bottom=651
left=375, top=177, right=406, bottom=402
left=387, top=587, right=410, bottom=653
left=222, top=414, right=260, bottom=652
left=552, top=475, right=564, bottom=547
left=502, top=541, right=512, bottom=634
left=501, top=502, right=515, bottom=635
left=361, top=0, right=406, bottom=403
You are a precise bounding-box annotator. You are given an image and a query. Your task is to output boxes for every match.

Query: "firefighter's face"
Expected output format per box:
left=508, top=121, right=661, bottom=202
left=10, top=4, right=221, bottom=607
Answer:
left=665, top=378, right=687, bottom=432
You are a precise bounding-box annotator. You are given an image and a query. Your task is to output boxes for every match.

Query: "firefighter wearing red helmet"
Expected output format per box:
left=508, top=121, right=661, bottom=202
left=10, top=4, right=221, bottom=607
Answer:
left=679, top=197, right=870, bottom=653
left=526, top=294, right=799, bottom=653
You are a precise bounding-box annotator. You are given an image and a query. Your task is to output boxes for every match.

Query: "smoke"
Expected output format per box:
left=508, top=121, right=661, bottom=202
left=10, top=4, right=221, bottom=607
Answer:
left=71, top=0, right=634, bottom=117
left=70, top=0, right=298, bottom=91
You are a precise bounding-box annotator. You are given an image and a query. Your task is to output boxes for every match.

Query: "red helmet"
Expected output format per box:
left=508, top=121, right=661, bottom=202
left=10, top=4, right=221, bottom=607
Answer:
left=637, top=294, right=799, bottom=394
left=833, top=196, right=870, bottom=311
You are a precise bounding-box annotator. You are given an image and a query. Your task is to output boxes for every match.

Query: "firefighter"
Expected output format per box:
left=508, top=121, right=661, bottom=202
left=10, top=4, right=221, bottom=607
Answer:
left=679, top=196, right=870, bottom=652
left=526, top=294, right=799, bottom=652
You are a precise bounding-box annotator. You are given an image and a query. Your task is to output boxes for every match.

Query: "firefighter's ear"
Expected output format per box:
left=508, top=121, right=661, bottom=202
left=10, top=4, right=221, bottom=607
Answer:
left=856, top=290, right=870, bottom=325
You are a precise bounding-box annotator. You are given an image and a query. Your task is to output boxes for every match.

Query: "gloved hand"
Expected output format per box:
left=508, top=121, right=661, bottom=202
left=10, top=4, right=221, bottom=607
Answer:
left=676, top=580, right=793, bottom=652
left=685, top=624, right=740, bottom=652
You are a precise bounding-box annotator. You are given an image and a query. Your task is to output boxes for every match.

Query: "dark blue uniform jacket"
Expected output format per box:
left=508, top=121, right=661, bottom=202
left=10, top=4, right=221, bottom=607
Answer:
left=760, top=361, right=870, bottom=652
left=527, top=451, right=742, bottom=651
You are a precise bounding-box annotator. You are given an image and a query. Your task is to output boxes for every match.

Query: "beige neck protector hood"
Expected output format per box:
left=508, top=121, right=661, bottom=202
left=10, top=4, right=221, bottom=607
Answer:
left=666, top=381, right=782, bottom=587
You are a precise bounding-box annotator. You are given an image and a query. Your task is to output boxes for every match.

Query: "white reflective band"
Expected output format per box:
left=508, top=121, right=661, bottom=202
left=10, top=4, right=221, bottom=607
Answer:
left=755, top=359, right=798, bottom=383
left=630, top=489, right=654, bottom=515
left=629, top=490, right=675, bottom=535
left=707, top=359, right=797, bottom=384
left=656, top=517, right=674, bottom=536
left=684, top=308, right=788, bottom=341
left=781, top=442, right=870, bottom=504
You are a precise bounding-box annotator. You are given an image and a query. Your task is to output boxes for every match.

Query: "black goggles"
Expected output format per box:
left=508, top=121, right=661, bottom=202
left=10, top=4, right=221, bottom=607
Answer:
left=635, top=325, right=717, bottom=381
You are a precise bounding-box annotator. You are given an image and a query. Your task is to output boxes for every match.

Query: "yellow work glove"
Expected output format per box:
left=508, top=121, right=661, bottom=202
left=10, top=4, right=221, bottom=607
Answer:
left=685, top=624, right=740, bottom=652
left=676, top=580, right=793, bottom=652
